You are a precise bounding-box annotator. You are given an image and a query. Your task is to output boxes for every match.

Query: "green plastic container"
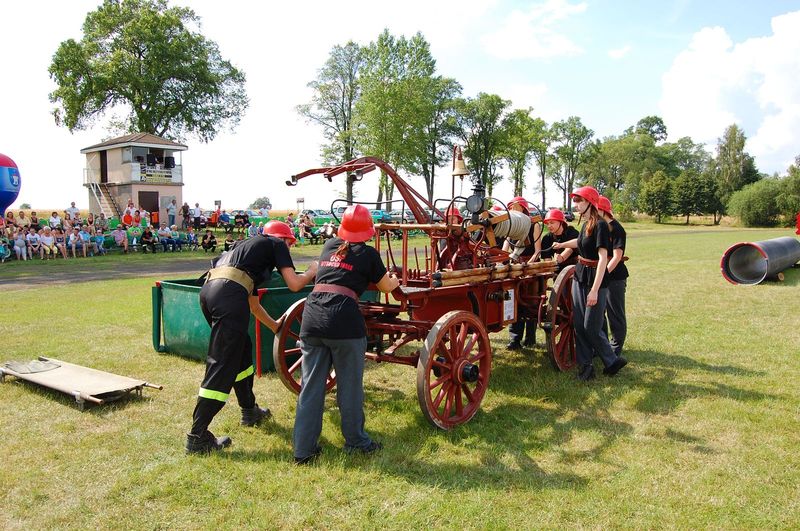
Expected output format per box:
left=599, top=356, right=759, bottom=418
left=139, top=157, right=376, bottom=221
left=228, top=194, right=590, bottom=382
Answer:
left=152, top=272, right=378, bottom=372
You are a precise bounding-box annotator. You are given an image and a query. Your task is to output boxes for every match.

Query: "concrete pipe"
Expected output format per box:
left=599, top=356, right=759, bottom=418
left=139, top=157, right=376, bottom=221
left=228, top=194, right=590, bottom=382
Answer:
left=720, top=236, right=800, bottom=285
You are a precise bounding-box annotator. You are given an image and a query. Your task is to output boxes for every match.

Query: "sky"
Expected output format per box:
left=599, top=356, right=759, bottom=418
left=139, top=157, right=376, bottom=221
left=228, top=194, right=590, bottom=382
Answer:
left=1, top=0, right=799, bottom=213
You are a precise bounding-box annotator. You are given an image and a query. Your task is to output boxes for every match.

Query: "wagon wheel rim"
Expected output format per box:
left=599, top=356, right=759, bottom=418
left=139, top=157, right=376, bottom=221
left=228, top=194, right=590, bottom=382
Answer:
left=416, top=310, right=491, bottom=430
left=546, top=265, right=576, bottom=371
left=272, top=299, right=337, bottom=394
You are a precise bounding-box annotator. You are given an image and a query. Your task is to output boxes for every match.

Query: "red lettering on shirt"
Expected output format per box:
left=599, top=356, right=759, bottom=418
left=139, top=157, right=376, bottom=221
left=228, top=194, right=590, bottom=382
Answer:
left=320, top=260, right=353, bottom=271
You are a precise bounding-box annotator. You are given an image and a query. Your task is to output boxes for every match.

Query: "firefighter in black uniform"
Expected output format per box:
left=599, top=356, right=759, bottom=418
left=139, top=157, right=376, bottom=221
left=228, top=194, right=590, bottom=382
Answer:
left=186, top=220, right=318, bottom=454
left=539, top=208, right=579, bottom=270
left=293, top=205, right=399, bottom=464
left=597, top=195, right=629, bottom=356
left=505, top=196, right=542, bottom=350
left=553, top=186, right=627, bottom=381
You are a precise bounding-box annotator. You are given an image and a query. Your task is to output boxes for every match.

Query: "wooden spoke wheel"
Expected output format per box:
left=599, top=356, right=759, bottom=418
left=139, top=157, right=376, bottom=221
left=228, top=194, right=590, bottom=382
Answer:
left=416, top=310, right=491, bottom=430
left=545, top=265, right=576, bottom=371
left=272, top=299, right=337, bottom=394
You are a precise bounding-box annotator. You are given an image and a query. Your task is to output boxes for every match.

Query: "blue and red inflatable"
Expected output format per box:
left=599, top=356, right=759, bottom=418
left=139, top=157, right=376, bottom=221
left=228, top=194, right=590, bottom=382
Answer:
left=0, top=153, right=21, bottom=221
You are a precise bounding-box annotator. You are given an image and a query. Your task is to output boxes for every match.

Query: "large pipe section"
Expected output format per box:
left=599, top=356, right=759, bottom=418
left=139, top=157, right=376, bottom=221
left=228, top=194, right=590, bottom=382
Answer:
left=720, top=236, right=800, bottom=285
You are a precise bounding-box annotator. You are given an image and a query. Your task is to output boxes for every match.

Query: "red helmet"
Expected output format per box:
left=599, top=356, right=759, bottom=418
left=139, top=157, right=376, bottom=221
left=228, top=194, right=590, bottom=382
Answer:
left=338, top=204, right=375, bottom=242
left=264, top=220, right=296, bottom=245
left=507, top=196, right=530, bottom=212
left=597, top=195, right=613, bottom=215
left=445, top=206, right=463, bottom=223
left=570, top=186, right=600, bottom=208
left=490, top=205, right=503, bottom=211
left=543, top=208, right=566, bottom=224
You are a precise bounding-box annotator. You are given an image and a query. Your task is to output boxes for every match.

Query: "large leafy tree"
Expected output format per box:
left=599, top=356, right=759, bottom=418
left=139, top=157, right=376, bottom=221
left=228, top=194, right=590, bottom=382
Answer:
left=354, top=30, right=436, bottom=209
left=49, top=0, right=248, bottom=142
left=528, top=117, right=552, bottom=208
left=551, top=116, right=594, bottom=209
left=455, top=93, right=510, bottom=198
left=297, top=41, right=364, bottom=201
left=499, top=108, right=538, bottom=198
left=713, top=124, right=760, bottom=223
left=639, top=170, right=673, bottom=223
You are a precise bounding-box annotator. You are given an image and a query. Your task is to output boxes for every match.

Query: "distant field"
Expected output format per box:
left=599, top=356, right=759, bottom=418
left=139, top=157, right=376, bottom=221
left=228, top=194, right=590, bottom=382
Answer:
left=1, top=225, right=798, bottom=528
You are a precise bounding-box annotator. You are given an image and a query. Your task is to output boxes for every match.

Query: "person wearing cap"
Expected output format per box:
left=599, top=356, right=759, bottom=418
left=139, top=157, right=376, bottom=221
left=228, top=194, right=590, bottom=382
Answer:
left=539, top=209, right=579, bottom=270
left=186, top=220, right=318, bottom=455
left=503, top=196, right=543, bottom=350
left=597, top=196, right=628, bottom=357
left=293, top=204, right=399, bottom=464
left=553, top=186, right=627, bottom=380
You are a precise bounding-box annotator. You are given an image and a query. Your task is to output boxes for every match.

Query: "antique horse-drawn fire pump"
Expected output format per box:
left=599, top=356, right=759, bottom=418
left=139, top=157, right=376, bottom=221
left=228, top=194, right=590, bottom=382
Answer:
left=270, top=149, right=576, bottom=429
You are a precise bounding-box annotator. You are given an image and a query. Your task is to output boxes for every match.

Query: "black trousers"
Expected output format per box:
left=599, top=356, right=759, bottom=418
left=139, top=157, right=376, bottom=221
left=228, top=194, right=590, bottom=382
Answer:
left=508, top=317, right=536, bottom=345
left=572, top=281, right=617, bottom=370
left=190, top=279, right=256, bottom=435
left=605, top=279, right=627, bottom=356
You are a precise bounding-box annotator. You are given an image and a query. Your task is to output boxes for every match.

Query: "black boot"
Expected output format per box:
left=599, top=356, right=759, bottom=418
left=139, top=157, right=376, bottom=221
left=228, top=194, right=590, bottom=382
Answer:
left=577, top=364, right=596, bottom=381
left=186, top=430, right=232, bottom=455
left=241, top=404, right=271, bottom=427
left=603, top=356, right=628, bottom=376
left=506, top=341, right=522, bottom=351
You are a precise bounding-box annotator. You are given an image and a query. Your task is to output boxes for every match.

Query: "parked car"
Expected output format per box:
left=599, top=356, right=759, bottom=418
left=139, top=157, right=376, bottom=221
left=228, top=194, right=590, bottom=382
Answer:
left=369, top=209, right=393, bottom=223
left=563, top=210, right=575, bottom=222
left=389, top=209, right=416, bottom=223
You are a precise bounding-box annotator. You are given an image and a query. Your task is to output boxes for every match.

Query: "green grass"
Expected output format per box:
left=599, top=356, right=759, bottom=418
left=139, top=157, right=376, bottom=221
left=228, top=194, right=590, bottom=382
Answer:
left=1, top=226, right=799, bottom=528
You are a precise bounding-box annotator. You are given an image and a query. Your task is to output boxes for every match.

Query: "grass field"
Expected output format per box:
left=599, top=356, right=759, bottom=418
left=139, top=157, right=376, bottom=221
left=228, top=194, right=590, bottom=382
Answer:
left=1, top=224, right=798, bottom=529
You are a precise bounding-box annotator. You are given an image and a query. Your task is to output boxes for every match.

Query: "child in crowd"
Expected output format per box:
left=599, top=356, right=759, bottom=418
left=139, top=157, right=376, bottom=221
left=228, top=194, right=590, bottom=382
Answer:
left=40, top=226, right=56, bottom=260
left=223, top=233, right=235, bottom=252
left=141, top=227, right=157, bottom=253
left=94, top=229, right=107, bottom=256
left=26, top=227, right=41, bottom=259
left=185, top=227, right=199, bottom=251
left=13, top=228, right=27, bottom=260
left=0, top=232, right=10, bottom=262
left=54, top=228, right=68, bottom=259
left=247, top=222, right=258, bottom=238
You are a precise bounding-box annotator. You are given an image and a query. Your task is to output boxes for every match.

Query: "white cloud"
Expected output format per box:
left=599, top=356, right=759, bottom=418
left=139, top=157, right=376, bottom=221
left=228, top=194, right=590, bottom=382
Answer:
left=607, top=45, right=631, bottom=60
left=659, top=10, right=800, bottom=173
left=481, top=0, right=587, bottom=60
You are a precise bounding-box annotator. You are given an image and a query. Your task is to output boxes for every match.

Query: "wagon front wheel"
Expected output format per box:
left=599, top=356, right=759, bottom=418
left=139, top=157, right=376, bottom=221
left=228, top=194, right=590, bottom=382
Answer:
left=545, top=265, right=576, bottom=371
left=272, top=299, right=337, bottom=394
left=416, top=310, right=491, bottom=430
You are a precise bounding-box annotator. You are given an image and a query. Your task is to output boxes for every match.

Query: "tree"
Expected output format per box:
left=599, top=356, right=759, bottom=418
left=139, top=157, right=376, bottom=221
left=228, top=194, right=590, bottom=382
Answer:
left=626, top=115, right=668, bottom=143
left=248, top=197, right=272, bottom=210
left=528, top=118, right=552, bottom=208
left=297, top=41, right=364, bottom=201
left=728, top=178, right=782, bottom=227
left=776, top=161, right=800, bottom=224
left=19, top=203, right=31, bottom=210
left=499, top=108, right=537, bottom=197
left=640, top=170, right=673, bottom=223
left=672, top=171, right=703, bottom=224
left=354, top=30, right=436, bottom=209
left=713, top=124, right=761, bottom=222
left=49, top=0, right=248, bottom=142
left=551, top=116, right=594, bottom=209
left=455, top=93, right=510, bottom=198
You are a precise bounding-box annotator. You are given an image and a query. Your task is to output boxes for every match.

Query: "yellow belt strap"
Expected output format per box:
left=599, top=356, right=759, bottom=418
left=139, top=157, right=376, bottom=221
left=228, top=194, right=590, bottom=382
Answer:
left=207, top=266, right=255, bottom=294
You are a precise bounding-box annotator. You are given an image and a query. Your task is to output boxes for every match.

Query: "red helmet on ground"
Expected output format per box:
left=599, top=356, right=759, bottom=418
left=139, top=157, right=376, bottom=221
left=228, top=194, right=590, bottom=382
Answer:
left=570, top=186, right=600, bottom=208
left=264, top=220, right=296, bottom=245
left=543, top=208, right=566, bottom=224
left=507, top=196, right=530, bottom=212
left=445, top=206, right=463, bottom=223
left=597, top=195, right=613, bottom=216
left=338, top=204, right=375, bottom=242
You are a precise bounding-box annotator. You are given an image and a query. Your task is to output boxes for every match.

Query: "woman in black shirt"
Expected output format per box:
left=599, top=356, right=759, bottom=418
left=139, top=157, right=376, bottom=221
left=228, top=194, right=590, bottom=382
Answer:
left=554, top=187, right=627, bottom=381
left=597, top=196, right=628, bottom=357
left=293, top=205, right=399, bottom=464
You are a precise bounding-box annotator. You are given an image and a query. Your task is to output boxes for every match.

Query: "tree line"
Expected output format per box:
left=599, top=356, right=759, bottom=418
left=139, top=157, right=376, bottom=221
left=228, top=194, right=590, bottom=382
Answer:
left=299, top=30, right=799, bottom=226
left=47, top=3, right=798, bottom=226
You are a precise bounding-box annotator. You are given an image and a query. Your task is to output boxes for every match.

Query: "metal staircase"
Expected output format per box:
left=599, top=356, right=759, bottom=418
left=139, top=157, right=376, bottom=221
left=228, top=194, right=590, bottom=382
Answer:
left=88, top=182, right=122, bottom=219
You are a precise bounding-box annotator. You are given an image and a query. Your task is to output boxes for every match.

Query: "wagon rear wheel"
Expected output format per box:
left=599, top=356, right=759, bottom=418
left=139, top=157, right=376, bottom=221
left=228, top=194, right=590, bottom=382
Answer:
left=545, top=265, right=576, bottom=371
left=272, top=299, right=337, bottom=394
left=416, top=310, right=491, bottom=430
